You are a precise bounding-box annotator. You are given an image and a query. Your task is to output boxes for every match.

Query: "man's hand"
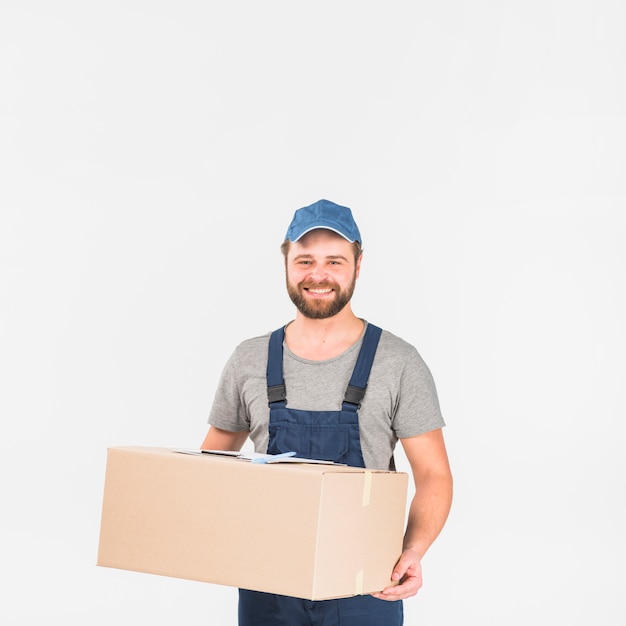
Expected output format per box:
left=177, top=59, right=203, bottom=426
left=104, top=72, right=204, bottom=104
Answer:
left=371, top=548, right=423, bottom=601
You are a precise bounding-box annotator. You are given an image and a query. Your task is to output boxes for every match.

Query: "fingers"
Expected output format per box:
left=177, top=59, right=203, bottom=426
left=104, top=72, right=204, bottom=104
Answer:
left=371, top=575, right=422, bottom=601
left=371, top=549, right=423, bottom=601
left=391, top=554, right=411, bottom=582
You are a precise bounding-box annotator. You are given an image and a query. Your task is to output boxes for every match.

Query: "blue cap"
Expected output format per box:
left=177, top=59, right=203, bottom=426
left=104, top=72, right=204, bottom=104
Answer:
left=284, top=199, right=361, bottom=243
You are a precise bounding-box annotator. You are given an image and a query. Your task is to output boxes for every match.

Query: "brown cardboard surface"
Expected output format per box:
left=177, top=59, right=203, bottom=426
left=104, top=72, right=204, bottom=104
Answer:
left=97, top=446, right=408, bottom=600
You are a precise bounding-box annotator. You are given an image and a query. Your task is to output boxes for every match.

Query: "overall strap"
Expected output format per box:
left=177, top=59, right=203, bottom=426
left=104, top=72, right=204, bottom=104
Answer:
left=267, top=326, right=287, bottom=407
left=343, top=323, right=383, bottom=410
left=267, top=323, right=383, bottom=409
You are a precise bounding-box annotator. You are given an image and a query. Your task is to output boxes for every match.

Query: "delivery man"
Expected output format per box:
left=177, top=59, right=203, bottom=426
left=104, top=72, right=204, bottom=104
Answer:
left=201, top=199, right=453, bottom=626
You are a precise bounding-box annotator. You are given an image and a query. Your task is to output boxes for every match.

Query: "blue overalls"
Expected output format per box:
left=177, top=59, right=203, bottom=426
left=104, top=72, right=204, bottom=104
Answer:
left=238, top=323, right=404, bottom=626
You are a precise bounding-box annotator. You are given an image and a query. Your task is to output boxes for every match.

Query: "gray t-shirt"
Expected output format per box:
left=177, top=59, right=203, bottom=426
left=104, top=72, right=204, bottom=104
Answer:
left=208, top=322, right=445, bottom=470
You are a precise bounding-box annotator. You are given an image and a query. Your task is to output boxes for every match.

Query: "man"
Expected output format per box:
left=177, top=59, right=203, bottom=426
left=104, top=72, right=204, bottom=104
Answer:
left=201, top=199, right=453, bottom=626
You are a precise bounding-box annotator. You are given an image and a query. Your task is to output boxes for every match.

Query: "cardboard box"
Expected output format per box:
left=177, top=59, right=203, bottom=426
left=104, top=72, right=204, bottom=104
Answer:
left=97, top=446, right=408, bottom=600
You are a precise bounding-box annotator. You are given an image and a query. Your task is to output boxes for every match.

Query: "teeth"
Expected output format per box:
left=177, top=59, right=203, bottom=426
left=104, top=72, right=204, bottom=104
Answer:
left=309, top=288, right=331, bottom=294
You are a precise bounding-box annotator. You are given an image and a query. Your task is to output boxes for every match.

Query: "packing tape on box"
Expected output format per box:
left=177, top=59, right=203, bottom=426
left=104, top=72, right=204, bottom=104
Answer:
left=361, top=470, right=372, bottom=507
left=355, top=570, right=364, bottom=596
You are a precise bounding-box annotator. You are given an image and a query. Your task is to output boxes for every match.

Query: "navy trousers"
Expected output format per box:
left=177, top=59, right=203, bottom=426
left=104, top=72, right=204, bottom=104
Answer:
left=239, top=589, right=403, bottom=626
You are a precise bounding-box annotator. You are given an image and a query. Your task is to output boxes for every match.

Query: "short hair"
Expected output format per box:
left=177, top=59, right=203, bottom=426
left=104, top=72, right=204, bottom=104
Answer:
left=280, top=238, right=362, bottom=263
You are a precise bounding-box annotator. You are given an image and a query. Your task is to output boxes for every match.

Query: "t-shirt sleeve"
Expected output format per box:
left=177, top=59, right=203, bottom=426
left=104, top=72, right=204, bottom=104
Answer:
left=208, top=348, right=251, bottom=433
left=391, top=346, right=446, bottom=439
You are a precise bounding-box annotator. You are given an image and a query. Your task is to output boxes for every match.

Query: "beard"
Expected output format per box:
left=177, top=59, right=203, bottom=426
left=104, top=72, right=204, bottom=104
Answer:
left=286, top=275, right=357, bottom=320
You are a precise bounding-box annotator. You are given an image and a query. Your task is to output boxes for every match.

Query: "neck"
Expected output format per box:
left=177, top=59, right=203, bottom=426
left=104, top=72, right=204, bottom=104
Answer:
left=285, top=306, right=365, bottom=360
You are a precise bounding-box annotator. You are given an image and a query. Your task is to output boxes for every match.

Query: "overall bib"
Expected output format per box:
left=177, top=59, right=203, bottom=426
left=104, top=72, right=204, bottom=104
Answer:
left=238, top=323, right=403, bottom=626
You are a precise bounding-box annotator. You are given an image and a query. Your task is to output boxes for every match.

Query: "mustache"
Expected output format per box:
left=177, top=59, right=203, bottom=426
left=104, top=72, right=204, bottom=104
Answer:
left=299, top=280, right=339, bottom=290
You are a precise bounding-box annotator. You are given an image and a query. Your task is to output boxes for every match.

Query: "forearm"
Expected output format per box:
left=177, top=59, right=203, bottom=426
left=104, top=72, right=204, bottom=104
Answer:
left=403, top=470, right=453, bottom=559
left=201, top=426, right=249, bottom=451
left=373, top=468, right=452, bottom=600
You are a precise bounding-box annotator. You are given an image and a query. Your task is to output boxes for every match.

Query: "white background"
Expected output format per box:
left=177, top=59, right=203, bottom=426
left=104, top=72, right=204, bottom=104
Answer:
left=1, top=1, right=624, bottom=624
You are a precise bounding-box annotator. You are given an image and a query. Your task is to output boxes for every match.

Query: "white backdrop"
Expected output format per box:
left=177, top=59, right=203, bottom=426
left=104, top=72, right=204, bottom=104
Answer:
left=1, top=2, right=624, bottom=624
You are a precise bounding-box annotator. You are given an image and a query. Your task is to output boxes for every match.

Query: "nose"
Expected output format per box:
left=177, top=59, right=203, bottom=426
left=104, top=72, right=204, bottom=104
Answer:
left=308, top=266, right=328, bottom=282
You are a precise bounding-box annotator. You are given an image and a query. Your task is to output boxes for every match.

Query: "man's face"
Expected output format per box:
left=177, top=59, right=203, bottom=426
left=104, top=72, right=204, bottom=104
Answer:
left=285, top=229, right=361, bottom=320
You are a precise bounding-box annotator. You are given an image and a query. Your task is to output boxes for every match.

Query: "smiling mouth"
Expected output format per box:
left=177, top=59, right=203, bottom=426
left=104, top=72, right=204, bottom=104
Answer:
left=305, top=287, right=333, bottom=294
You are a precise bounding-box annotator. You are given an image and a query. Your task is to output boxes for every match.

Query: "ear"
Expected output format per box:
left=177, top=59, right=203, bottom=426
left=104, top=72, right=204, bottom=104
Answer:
left=355, top=253, right=363, bottom=279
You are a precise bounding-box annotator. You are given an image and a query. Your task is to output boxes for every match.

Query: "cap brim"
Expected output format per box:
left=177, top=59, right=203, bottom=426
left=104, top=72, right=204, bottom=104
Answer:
left=291, top=225, right=356, bottom=242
